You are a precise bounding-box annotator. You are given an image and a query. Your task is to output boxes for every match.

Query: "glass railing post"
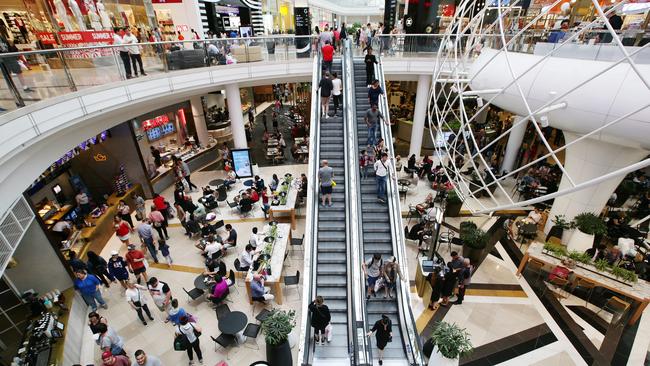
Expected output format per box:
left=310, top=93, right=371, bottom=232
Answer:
left=112, top=51, right=125, bottom=80
left=57, top=50, right=77, bottom=92
left=0, top=63, right=25, bottom=107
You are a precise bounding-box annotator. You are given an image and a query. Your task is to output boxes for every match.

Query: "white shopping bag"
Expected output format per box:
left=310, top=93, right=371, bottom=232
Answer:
left=325, top=323, right=333, bottom=342
left=374, top=277, right=385, bottom=293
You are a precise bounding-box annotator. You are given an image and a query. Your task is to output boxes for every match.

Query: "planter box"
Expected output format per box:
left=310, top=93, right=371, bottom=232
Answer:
left=445, top=202, right=462, bottom=217
left=428, top=346, right=459, bottom=366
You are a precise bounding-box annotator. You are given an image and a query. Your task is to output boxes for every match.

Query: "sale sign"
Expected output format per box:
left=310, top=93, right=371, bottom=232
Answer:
left=36, top=32, right=56, bottom=45
left=58, top=31, right=114, bottom=45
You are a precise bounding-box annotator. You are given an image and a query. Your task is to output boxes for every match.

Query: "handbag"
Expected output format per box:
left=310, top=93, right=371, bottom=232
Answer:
left=174, top=332, right=190, bottom=351
left=331, top=180, right=337, bottom=187
left=153, top=221, right=162, bottom=228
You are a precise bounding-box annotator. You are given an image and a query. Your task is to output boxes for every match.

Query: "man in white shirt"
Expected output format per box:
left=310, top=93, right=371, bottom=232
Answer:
left=523, top=207, right=543, bottom=225
left=204, top=240, right=224, bottom=259
left=123, top=28, right=146, bottom=77
left=112, top=27, right=132, bottom=78
left=331, top=72, right=343, bottom=117
left=373, top=152, right=392, bottom=203
left=249, top=227, right=263, bottom=248
left=239, top=244, right=256, bottom=271
left=125, top=281, right=153, bottom=325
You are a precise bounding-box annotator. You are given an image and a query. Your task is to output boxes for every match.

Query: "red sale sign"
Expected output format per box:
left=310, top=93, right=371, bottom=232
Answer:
left=58, top=31, right=114, bottom=45
left=36, top=32, right=56, bottom=45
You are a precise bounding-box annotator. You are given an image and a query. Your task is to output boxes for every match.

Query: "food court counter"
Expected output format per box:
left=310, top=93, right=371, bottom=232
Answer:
left=151, top=145, right=220, bottom=193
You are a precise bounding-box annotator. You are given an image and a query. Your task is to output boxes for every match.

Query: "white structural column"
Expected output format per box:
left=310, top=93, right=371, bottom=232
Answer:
left=225, top=83, right=247, bottom=149
left=409, top=74, right=432, bottom=157
left=190, top=96, right=209, bottom=147
left=499, top=116, right=527, bottom=174
left=544, top=132, right=648, bottom=233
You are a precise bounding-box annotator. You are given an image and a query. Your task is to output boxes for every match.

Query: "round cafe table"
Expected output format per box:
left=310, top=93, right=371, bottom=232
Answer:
left=209, top=179, right=225, bottom=187
left=193, top=274, right=212, bottom=291
left=219, top=311, right=248, bottom=343
left=243, top=179, right=254, bottom=187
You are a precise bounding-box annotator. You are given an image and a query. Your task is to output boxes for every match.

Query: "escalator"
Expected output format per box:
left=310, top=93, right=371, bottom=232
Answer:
left=349, top=57, right=425, bottom=365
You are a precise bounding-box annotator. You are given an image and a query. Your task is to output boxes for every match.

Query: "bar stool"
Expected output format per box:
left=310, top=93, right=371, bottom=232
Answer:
left=571, top=278, right=597, bottom=306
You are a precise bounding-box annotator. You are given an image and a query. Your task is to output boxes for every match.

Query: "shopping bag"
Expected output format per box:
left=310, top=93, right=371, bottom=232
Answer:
left=173, top=333, right=189, bottom=351
left=325, top=323, right=333, bottom=342
left=331, top=180, right=337, bottom=187
left=374, top=277, right=385, bottom=293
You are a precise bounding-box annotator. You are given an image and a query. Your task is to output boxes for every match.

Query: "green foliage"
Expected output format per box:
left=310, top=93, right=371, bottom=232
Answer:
left=542, top=244, right=638, bottom=283
left=573, top=213, right=607, bottom=236
left=552, top=215, right=572, bottom=230
left=444, top=120, right=461, bottom=132
left=568, top=251, right=592, bottom=264
left=610, top=266, right=638, bottom=283
left=446, top=190, right=462, bottom=204
left=261, top=309, right=296, bottom=347
left=543, top=242, right=567, bottom=257
left=459, top=221, right=487, bottom=250
left=594, top=259, right=609, bottom=272
left=430, top=321, right=473, bottom=359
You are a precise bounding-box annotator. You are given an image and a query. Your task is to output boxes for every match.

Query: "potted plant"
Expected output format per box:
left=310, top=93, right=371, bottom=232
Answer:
left=460, top=221, right=487, bottom=266
left=445, top=190, right=463, bottom=217
left=567, top=213, right=606, bottom=252
left=427, top=321, right=473, bottom=366
left=546, top=215, right=572, bottom=243
left=261, top=309, right=296, bottom=366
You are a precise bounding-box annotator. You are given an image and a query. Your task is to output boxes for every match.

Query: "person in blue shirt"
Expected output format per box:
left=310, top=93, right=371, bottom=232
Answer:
left=368, top=79, right=384, bottom=106
left=165, top=298, right=187, bottom=325
left=107, top=251, right=129, bottom=289
left=73, top=269, right=107, bottom=312
left=250, top=274, right=275, bottom=302
left=548, top=20, right=569, bottom=43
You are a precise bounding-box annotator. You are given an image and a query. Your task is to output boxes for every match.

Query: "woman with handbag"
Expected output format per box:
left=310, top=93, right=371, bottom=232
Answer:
left=175, top=315, right=203, bottom=365
left=366, top=314, right=392, bottom=366
left=308, top=296, right=331, bottom=345
left=148, top=205, right=169, bottom=240
left=125, top=280, right=154, bottom=326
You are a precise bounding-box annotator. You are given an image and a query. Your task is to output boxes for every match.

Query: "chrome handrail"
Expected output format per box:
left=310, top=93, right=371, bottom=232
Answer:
left=297, top=52, right=322, bottom=366
left=342, top=39, right=371, bottom=365
left=375, top=57, right=425, bottom=365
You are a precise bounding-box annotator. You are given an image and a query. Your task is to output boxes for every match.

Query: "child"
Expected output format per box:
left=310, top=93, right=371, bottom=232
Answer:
left=158, top=239, right=173, bottom=268
left=360, top=150, right=371, bottom=179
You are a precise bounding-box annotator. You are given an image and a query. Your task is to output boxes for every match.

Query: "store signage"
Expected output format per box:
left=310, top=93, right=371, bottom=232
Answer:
left=36, top=32, right=57, bottom=45
left=151, top=0, right=183, bottom=3
left=93, top=153, right=107, bottom=162
left=58, top=31, right=114, bottom=45
left=176, top=24, right=189, bottom=32
left=214, top=5, right=239, bottom=14
left=142, top=115, right=170, bottom=131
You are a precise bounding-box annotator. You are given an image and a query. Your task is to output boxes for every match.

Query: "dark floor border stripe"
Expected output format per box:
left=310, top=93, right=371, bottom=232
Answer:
left=419, top=304, right=452, bottom=340
left=470, top=283, right=523, bottom=291
left=460, top=323, right=557, bottom=366
left=566, top=305, right=608, bottom=335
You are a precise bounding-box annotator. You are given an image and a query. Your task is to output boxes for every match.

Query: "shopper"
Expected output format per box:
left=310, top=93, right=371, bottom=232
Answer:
left=101, top=351, right=130, bottom=366
left=250, top=274, right=275, bottom=302
left=147, top=277, right=172, bottom=312
left=175, top=315, right=204, bottom=365
left=152, top=193, right=170, bottom=225
left=117, top=200, right=134, bottom=228
left=137, top=219, right=159, bottom=263
left=455, top=258, right=473, bottom=305
left=88, top=311, right=108, bottom=335
left=86, top=251, right=114, bottom=288
left=148, top=206, right=169, bottom=240
left=125, top=244, right=148, bottom=284
left=366, top=314, right=392, bottom=365
left=176, top=158, right=197, bottom=192
left=208, top=275, right=229, bottom=303
left=165, top=298, right=187, bottom=325
left=318, top=159, right=334, bottom=207
left=362, top=253, right=383, bottom=299
left=124, top=28, right=146, bottom=76
left=365, top=104, right=385, bottom=147
left=97, top=323, right=126, bottom=356
left=134, top=349, right=162, bottom=366
left=223, top=224, right=237, bottom=249
left=382, top=256, right=403, bottom=299
left=318, top=72, right=333, bottom=118
left=360, top=149, right=372, bottom=179
left=440, top=263, right=458, bottom=307
left=126, top=280, right=154, bottom=325
left=368, top=79, right=385, bottom=107
left=0, top=39, right=33, bottom=92
left=131, top=193, right=146, bottom=221
left=158, top=239, right=173, bottom=268
left=113, top=215, right=133, bottom=245
left=331, top=72, right=342, bottom=117
left=373, top=152, right=391, bottom=203
left=107, top=250, right=130, bottom=289
left=113, top=27, right=132, bottom=79
left=364, top=47, right=378, bottom=85
left=261, top=187, right=271, bottom=219
left=74, top=269, right=107, bottom=312
left=68, top=250, right=87, bottom=272
left=322, top=40, right=334, bottom=74
left=308, top=296, right=331, bottom=345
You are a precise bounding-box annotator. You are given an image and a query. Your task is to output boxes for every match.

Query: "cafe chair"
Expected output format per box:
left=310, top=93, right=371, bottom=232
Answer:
left=249, top=361, right=270, bottom=365
left=242, top=323, right=261, bottom=349
left=284, top=270, right=301, bottom=300
left=183, top=287, right=205, bottom=304
left=239, top=203, right=253, bottom=217
left=213, top=219, right=225, bottom=231
left=255, top=308, right=271, bottom=323
left=290, top=234, right=304, bottom=258
left=234, top=259, right=248, bottom=287
left=227, top=200, right=239, bottom=213
left=597, top=296, right=631, bottom=325
left=227, top=270, right=239, bottom=294
left=571, top=278, right=597, bottom=306
left=211, top=333, right=236, bottom=359
left=215, top=303, right=231, bottom=321
left=542, top=276, right=570, bottom=299
left=406, top=205, right=422, bottom=225
left=438, top=230, right=455, bottom=254
left=524, top=258, right=546, bottom=286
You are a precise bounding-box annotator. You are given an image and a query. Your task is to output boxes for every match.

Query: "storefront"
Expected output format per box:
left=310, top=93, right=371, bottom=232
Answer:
left=132, top=101, right=220, bottom=193
left=152, top=0, right=203, bottom=40
left=261, top=0, right=294, bottom=33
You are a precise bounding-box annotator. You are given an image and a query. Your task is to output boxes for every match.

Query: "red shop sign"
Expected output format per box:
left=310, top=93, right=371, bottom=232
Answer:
left=36, top=32, right=57, bottom=45
left=142, top=115, right=171, bottom=131
left=58, top=31, right=114, bottom=45
left=151, top=0, right=183, bottom=3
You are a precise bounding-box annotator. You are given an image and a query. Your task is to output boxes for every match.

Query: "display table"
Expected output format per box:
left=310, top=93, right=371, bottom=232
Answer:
left=268, top=179, right=299, bottom=229
left=245, top=224, right=291, bottom=305
left=517, top=242, right=650, bottom=325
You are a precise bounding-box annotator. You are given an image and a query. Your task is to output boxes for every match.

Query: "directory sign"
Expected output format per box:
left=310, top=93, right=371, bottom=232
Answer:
left=294, top=7, right=311, bottom=58
left=231, top=149, right=253, bottom=178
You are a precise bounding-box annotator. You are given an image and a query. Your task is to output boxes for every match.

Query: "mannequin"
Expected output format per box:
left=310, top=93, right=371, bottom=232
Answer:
left=96, top=0, right=112, bottom=29
left=53, top=0, right=73, bottom=31
left=84, top=0, right=102, bottom=30
left=68, top=0, right=87, bottom=31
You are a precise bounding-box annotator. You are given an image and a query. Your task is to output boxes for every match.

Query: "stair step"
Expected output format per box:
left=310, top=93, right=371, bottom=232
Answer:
left=317, top=241, right=346, bottom=252
left=317, top=252, right=347, bottom=263
left=317, top=263, right=347, bottom=275
left=314, top=286, right=347, bottom=299
left=316, top=275, right=347, bottom=286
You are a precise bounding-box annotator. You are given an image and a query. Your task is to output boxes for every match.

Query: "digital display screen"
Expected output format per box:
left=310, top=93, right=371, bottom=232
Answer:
left=146, top=122, right=176, bottom=142
left=231, top=149, right=253, bottom=178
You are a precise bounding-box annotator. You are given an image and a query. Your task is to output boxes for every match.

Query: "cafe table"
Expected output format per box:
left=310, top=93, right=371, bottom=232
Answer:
left=218, top=311, right=248, bottom=343
left=245, top=223, right=292, bottom=304
left=517, top=241, right=650, bottom=325
left=268, top=180, right=299, bottom=229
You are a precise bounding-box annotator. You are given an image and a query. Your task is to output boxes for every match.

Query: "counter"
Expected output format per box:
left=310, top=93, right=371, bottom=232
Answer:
left=151, top=145, right=220, bottom=193
left=395, top=119, right=435, bottom=151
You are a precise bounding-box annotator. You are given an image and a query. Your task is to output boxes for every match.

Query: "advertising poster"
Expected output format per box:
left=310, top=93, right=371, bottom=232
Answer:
left=231, top=149, right=253, bottom=178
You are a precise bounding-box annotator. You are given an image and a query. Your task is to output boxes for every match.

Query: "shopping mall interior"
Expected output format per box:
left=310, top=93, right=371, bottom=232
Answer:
left=0, top=0, right=649, bottom=365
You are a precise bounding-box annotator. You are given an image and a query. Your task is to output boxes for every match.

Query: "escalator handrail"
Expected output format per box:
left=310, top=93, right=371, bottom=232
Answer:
left=374, top=57, right=426, bottom=365
left=298, top=52, right=322, bottom=366
left=342, top=39, right=372, bottom=365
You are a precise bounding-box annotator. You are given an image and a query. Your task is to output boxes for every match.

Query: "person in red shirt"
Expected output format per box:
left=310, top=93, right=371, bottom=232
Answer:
left=321, top=40, right=334, bottom=74
left=333, top=27, right=341, bottom=49
left=113, top=216, right=133, bottom=245
left=101, top=351, right=130, bottom=366
left=125, top=244, right=148, bottom=284
left=152, top=193, right=169, bottom=226
left=261, top=187, right=271, bottom=219
left=249, top=188, right=259, bottom=203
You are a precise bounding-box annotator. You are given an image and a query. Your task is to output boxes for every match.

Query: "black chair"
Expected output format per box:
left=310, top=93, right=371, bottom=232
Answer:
left=290, top=234, right=304, bottom=257
left=227, top=200, right=239, bottom=212
left=234, top=258, right=248, bottom=287
left=183, top=287, right=205, bottom=303
left=284, top=270, right=300, bottom=299
left=242, top=323, right=261, bottom=349
left=215, top=303, right=231, bottom=320
left=255, top=308, right=271, bottom=323
left=227, top=269, right=239, bottom=294
left=249, top=362, right=270, bottom=366
left=211, top=333, right=236, bottom=358
left=213, top=219, right=225, bottom=231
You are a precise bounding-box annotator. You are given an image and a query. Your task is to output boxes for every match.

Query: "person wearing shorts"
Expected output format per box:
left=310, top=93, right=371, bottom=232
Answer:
left=318, top=72, right=333, bottom=118
left=318, top=160, right=334, bottom=207
left=113, top=215, right=132, bottom=245
left=362, top=253, right=383, bottom=299
left=125, top=244, right=148, bottom=284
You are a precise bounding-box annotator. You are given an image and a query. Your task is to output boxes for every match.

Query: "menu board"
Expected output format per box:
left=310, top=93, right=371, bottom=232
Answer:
left=294, top=7, right=311, bottom=58
left=146, top=123, right=176, bottom=142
